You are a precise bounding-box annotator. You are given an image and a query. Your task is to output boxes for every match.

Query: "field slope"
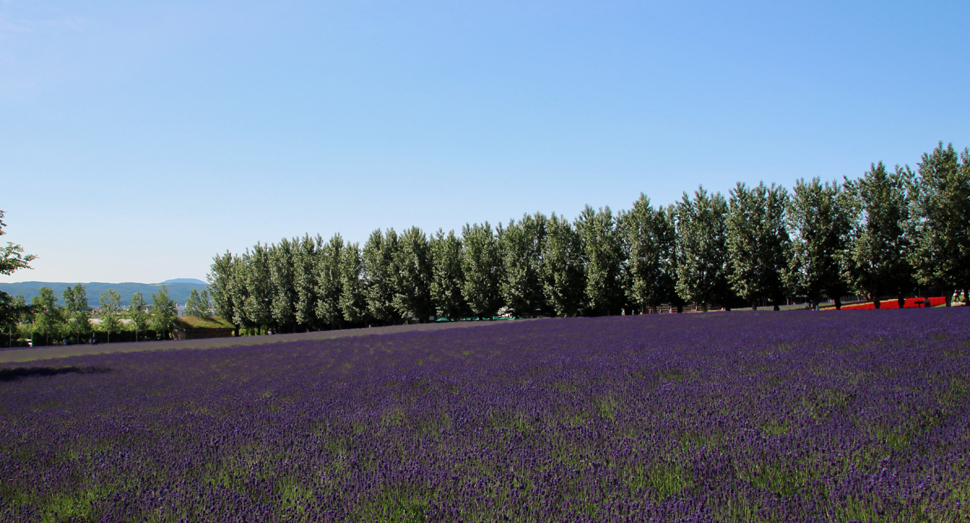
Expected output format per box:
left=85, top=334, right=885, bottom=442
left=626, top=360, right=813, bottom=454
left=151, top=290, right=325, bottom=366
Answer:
left=1, top=310, right=968, bottom=521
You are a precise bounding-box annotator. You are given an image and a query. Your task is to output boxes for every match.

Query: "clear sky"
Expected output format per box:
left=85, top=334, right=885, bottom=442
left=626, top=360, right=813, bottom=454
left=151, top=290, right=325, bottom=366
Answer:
left=2, top=1, right=968, bottom=284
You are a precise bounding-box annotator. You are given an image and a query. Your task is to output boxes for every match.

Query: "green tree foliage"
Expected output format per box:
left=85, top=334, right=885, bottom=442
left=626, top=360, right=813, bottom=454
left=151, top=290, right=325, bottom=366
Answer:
left=208, top=251, right=237, bottom=330
left=430, top=229, right=469, bottom=321
left=315, top=234, right=345, bottom=329
left=208, top=140, right=960, bottom=321
left=62, top=284, right=91, bottom=344
left=787, top=178, right=853, bottom=309
left=150, top=286, right=178, bottom=339
left=268, top=238, right=296, bottom=332
left=675, top=187, right=733, bottom=311
left=128, top=292, right=149, bottom=342
left=200, top=288, right=214, bottom=316
left=184, top=288, right=214, bottom=317
left=241, top=244, right=273, bottom=333
left=1, top=294, right=27, bottom=347
left=293, top=234, right=322, bottom=330
left=339, top=242, right=368, bottom=325
left=98, top=289, right=122, bottom=343
left=540, top=213, right=585, bottom=317
left=909, top=142, right=970, bottom=305
left=32, top=287, right=62, bottom=346
left=0, top=209, right=36, bottom=331
left=620, top=195, right=678, bottom=313
left=498, top=213, right=547, bottom=318
left=393, top=226, right=434, bottom=323
left=575, top=205, right=625, bottom=316
left=726, top=182, right=791, bottom=310
left=362, top=229, right=401, bottom=325
left=0, top=209, right=36, bottom=277
left=461, top=222, right=502, bottom=319
left=846, top=162, right=915, bottom=308
left=661, top=205, right=686, bottom=313
left=229, top=254, right=251, bottom=333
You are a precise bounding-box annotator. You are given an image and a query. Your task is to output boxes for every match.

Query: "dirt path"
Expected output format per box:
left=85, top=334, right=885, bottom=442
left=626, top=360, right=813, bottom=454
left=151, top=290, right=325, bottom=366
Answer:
left=0, top=320, right=527, bottom=364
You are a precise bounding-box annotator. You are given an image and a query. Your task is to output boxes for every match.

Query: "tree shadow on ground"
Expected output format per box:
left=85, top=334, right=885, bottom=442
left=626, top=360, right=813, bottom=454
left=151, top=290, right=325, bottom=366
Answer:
left=0, top=366, right=112, bottom=382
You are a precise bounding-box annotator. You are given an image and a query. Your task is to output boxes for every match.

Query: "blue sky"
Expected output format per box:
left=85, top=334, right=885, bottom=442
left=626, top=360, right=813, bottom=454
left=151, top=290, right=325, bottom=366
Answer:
left=2, top=0, right=968, bottom=283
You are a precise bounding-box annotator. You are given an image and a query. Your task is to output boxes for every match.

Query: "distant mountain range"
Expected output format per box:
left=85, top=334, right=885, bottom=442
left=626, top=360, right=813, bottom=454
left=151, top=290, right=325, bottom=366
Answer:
left=160, top=278, right=208, bottom=285
left=0, top=280, right=209, bottom=308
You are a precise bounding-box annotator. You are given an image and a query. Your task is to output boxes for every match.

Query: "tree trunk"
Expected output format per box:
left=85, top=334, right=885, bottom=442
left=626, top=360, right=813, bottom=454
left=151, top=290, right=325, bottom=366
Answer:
left=897, top=294, right=905, bottom=309
left=834, top=297, right=842, bottom=310
left=773, top=304, right=780, bottom=311
left=873, top=296, right=880, bottom=309
left=946, top=295, right=952, bottom=307
left=676, top=304, right=683, bottom=313
left=751, top=302, right=757, bottom=311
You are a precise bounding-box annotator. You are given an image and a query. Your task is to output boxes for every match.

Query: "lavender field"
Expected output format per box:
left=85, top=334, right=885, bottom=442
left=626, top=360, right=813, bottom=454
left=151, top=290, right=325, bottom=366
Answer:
left=1, top=310, right=968, bottom=522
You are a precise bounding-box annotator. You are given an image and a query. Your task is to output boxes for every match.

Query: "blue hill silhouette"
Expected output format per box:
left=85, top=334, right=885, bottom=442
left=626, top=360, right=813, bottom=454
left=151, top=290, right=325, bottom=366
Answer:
left=0, top=281, right=208, bottom=308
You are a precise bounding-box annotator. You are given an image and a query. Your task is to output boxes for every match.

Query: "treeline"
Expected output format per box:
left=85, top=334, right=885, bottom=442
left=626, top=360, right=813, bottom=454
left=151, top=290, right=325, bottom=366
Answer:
left=209, top=142, right=970, bottom=334
left=1, top=285, right=182, bottom=347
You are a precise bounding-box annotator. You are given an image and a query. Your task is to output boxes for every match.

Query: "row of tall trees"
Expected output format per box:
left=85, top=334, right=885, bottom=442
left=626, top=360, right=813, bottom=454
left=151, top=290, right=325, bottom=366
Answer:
left=2, top=284, right=179, bottom=347
left=208, top=143, right=968, bottom=333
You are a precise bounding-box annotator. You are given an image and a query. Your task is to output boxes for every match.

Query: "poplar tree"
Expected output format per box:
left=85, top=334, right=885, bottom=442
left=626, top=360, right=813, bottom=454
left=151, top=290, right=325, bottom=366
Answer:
left=726, top=182, right=791, bottom=310
left=621, top=195, right=677, bottom=313
left=541, top=213, right=585, bottom=317
left=269, top=238, right=296, bottom=332
left=339, top=242, right=369, bottom=325
left=909, top=142, right=970, bottom=305
left=393, top=226, right=434, bottom=323
left=241, top=244, right=273, bottom=333
left=498, top=213, right=547, bottom=318
left=62, top=284, right=90, bottom=344
left=184, top=288, right=214, bottom=317
left=430, top=229, right=469, bottom=321
left=229, top=254, right=253, bottom=333
left=32, top=287, right=62, bottom=345
left=208, top=251, right=238, bottom=331
left=575, top=205, right=625, bottom=316
left=461, top=222, right=502, bottom=319
left=98, top=289, right=122, bottom=343
left=184, top=289, right=200, bottom=316
left=362, top=229, right=401, bottom=325
left=315, top=234, right=345, bottom=329
left=846, top=162, right=914, bottom=309
left=150, top=286, right=178, bottom=339
left=661, top=205, right=685, bottom=313
left=293, top=234, right=322, bottom=330
left=787, top=178, right=853, bottom=309
left=128, top=292, right=149, bottom=341
left=675, top=187, right=732, bottom=311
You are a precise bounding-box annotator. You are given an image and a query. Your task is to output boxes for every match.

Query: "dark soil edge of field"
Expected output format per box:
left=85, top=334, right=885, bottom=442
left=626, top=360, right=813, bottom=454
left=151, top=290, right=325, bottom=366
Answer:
left=0, top=320, right=534, bottom=364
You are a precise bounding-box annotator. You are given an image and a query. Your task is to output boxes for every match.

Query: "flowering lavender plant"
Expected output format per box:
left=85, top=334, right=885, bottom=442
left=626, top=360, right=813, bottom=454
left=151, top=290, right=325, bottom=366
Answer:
left=1, top=309, right=968, bottom=521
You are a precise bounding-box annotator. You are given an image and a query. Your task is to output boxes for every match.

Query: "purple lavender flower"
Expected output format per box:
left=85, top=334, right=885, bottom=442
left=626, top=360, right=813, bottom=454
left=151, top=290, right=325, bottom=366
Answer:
left=1, top=309, right=968, bottom=521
